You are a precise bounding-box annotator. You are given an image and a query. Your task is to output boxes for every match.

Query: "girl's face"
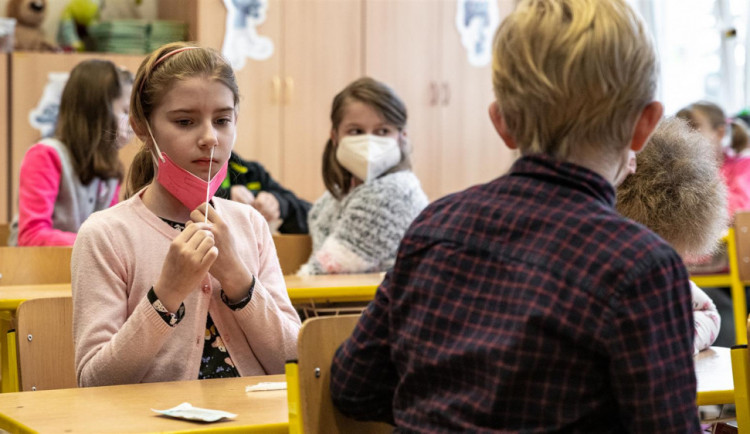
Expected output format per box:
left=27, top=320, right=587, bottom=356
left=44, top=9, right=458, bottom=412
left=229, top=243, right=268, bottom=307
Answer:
left=113, top=83, right=132, bottom=149
left=149, top=76, right=237, bottom=179
left=333, top=100, right=400, bottom=144
left=692, top=109, right=724, bottom=160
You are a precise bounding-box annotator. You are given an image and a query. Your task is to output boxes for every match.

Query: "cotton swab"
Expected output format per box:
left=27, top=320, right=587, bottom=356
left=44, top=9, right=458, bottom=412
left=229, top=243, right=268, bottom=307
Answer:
left=205, top=146, right=215, bottom=223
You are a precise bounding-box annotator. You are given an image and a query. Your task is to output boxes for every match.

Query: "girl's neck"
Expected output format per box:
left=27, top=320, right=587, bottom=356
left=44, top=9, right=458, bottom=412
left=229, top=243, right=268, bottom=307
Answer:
left=141, top=181, right=192, bottom=223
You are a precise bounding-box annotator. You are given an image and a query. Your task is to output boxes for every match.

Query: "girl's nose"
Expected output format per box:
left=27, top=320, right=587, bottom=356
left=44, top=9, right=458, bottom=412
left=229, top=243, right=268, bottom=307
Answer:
left=197, top=122, right=219, bottom=148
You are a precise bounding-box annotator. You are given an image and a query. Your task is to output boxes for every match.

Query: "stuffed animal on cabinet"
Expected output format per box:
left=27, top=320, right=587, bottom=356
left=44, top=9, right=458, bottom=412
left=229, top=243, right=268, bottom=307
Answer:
left=6, top=0, right=58, bottom=51
left=57, top=0, right=101, bottom=52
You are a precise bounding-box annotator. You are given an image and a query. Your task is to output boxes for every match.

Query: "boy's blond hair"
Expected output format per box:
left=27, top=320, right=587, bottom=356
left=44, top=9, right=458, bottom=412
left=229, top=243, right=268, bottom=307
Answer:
left=492, top=0, right=657, bottom=159
left=616, top=117, right=728, bottom=259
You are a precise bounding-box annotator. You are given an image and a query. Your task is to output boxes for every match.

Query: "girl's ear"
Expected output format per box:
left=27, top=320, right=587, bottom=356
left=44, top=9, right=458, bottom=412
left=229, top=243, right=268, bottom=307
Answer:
left=330, top=129, right=337, bottom=144
left=130, top=118, right=145, bottom=140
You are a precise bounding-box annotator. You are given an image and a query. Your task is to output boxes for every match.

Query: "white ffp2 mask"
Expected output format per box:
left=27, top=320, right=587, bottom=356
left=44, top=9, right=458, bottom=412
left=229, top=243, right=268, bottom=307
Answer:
left=336, top=134, right=401, bottom=183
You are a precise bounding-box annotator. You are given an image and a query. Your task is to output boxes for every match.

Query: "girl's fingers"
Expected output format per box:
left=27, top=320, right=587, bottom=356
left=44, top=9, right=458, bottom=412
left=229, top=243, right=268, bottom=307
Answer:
left=202, top=246, right=219, bottom=267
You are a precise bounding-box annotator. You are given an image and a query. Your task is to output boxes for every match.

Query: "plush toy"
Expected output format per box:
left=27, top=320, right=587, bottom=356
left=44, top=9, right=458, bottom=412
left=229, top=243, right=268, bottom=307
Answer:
left=57, top=0, right=101, bottom=52
left=6, top=0, right=58, bottom=51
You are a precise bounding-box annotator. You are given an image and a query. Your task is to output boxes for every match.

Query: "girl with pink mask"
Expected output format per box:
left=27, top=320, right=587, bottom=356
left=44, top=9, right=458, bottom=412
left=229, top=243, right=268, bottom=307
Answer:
left=71, top=42, right=300, bottom=387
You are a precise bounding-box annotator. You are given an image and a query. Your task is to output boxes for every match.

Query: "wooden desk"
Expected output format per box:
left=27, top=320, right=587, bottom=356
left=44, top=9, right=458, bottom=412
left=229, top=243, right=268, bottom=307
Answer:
left=695, top=346, right=735, bottom=406
left=0, top=375, right=287, bottom=433
left=284, top=272, right=384, bottom=304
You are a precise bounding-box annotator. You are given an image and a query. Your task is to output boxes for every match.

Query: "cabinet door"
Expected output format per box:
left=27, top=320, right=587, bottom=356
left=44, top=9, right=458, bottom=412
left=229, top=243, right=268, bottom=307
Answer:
left=365, top=0, right=443, bottom=200
left=159, top=0, right=284, bottom=178
left=281, top=0, right=364, bottom=202
left=0, top=54, right=7, bottom=222
left=438, top=0, right=516, bottom=197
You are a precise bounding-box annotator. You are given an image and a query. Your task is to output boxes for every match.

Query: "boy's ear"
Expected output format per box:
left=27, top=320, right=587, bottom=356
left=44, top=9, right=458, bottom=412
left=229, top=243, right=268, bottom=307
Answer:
left=489, top=101, right=517, bottom=150
left=630, top=101, right=664, bottom=152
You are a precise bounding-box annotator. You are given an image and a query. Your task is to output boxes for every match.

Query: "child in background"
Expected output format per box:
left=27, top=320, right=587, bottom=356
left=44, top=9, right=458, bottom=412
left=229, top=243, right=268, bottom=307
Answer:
left=72, top=42, right=300, bottom=387
left=331, top=0, right=700, bottom=431
left=9, top=59, right=132, bottom=246
left=721, top=118, right=750, bottom=217
left=677, top=101, right=750, bottom=217
left=214, top=151, right=311, bottom=234
left=297, top=77, right=428, bottom=275
left=617, top=117, right=727, bottom=354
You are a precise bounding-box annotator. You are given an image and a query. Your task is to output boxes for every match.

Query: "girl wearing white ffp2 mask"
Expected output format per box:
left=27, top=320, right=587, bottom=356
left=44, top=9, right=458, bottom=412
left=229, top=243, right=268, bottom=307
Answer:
left=298, top=77, right=429, bottom=279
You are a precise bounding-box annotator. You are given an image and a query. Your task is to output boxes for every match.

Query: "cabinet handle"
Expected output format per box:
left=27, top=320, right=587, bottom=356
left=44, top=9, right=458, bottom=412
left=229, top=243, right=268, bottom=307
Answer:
left=441, top=82, right=451, bottom=106
left=272, top=76, right=281, bottom=104
left=429, top=82, right=439, bottom=106
left=284, top=77, right=294, bottom=105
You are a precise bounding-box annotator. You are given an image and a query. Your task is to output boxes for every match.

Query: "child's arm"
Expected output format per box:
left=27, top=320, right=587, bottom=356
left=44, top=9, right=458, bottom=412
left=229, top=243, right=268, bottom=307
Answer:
left=607, top=248, right=699, bottom=432
left=17, top=144, right=77, bottom=246
left=297, top=185, right=410, bottom=275
left=690, top=282, right=721, bottom=353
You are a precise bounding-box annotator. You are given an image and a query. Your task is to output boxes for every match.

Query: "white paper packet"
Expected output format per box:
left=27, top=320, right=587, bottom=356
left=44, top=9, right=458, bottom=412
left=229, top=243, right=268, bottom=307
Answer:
left=152, top=402, right=237, bottom=422
left=245, top=381, right=287, bottom=392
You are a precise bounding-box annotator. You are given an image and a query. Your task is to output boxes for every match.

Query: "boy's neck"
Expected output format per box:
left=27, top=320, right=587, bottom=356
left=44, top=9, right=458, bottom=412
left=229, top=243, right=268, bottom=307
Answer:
left=565, top=150, right=630, bottom=187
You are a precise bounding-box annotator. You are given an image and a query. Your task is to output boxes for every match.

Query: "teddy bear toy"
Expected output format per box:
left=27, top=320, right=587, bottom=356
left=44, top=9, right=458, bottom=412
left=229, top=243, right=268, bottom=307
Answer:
left=6, top=0, right=58, bottom=51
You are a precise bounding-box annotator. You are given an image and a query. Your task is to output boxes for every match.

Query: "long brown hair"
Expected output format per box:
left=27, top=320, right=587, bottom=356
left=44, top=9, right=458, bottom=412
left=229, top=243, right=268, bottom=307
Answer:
left=322, top=77, right=411, bottom=199
left=56, top=59, right=131, bottom=184
left=125, top=42, right=240, bottom=198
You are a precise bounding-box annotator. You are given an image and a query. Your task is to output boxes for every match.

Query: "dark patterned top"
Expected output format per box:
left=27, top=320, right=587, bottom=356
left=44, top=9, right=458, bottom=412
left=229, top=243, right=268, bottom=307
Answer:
left=330, top=154, right=700, bottom=433
left=151, top=217, right=254, bottom=379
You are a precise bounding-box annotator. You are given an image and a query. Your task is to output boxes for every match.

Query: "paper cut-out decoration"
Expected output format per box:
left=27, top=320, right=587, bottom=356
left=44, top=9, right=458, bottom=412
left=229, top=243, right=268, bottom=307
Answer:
left=221, top=0, right=274, bottom=70
left=29, top=72, right=69, bottom=138
left=455, top=0, right=500, bottom=67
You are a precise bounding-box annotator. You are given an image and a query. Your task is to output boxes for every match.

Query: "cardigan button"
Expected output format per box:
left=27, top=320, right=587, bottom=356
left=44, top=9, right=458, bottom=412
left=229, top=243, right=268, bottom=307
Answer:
left=202, top=284, right=209, bottom=294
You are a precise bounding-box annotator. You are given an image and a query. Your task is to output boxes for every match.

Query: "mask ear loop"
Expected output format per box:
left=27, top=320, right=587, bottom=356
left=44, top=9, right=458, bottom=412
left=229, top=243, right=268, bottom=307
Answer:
left=145, top=122, right=166, bottom=166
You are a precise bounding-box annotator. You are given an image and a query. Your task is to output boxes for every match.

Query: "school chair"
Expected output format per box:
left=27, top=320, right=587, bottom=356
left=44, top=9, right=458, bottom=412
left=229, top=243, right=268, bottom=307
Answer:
left=0, top=246, right=73, bottom=286
left=7, top=297, right=76, bottom=391
left=0, top=224, right=9, bottom=247
left=285, top=314, right=391, bottom=434
left=273, top=234, right=312, bottom=275
left=691, top=223, right=748, bottom=345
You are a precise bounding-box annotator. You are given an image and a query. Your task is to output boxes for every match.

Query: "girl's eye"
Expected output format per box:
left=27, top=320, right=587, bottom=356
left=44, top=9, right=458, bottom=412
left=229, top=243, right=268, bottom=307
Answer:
left=347, top=128, right=363, bottom=135
left=376, top=128, right=391, bottom=136
left=215, top=118, right=232, bottom=126
left=176, top=119, right=192, bottom=126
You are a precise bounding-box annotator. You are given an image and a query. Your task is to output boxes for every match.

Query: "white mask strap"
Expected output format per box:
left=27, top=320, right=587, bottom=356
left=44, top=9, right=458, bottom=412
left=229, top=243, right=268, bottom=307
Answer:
left=204, top=146, right=215, bottom=223
left=145, top=122, right=166, bottom=163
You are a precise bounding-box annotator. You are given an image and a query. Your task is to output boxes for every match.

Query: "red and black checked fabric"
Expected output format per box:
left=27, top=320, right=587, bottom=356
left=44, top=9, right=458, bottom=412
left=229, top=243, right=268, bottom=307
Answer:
left=331, top=154, right=700, bottom=433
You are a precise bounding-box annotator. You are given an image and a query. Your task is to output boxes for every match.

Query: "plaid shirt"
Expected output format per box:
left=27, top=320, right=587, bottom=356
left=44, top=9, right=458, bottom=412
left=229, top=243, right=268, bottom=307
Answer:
left=331, top=154, right=700, bottom=433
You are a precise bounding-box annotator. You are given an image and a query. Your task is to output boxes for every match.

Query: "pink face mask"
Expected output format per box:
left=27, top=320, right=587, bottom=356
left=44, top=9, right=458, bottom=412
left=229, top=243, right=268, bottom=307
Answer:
left=147, top=124, right=228, bottom=211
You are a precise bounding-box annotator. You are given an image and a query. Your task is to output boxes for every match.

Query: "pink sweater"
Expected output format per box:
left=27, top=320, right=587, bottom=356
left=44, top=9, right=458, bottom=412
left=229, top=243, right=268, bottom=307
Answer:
left=721, top=154, right=750, bottom=218
left=72, top=190, right=300, bottom=387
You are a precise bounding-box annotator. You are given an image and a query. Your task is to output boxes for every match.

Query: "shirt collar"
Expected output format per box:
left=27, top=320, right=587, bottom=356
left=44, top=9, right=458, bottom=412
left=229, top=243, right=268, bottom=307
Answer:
left=509, top=154, right=616, bottom=207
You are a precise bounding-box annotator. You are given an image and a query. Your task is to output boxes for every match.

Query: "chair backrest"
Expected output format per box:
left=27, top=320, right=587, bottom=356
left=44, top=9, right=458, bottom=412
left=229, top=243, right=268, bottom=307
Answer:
left=0, top=223, right=9, bottom=247
left=735, top=211, right=750, bottom=281
left=273, top=234, right=312, bottom=275
left=0, top=246, right=73, bottom=286
left=15, top=297, right=76, bottom=391
left=288, top=314, right=391, bottom=434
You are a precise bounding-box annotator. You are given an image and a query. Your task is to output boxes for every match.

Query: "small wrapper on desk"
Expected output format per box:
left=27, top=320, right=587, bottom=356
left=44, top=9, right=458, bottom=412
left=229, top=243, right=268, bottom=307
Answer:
left=245, top=381, right=287, bottom=392
left=152, top=402, right=237, bottom=422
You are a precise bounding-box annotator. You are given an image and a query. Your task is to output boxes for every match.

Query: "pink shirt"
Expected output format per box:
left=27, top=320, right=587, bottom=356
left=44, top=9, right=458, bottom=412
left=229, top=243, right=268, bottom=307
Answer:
left=721, top=154, right=750, bottom=218
left=72, top=191, right=300, bottom=386
left=17, top=143, right=119, bottom=246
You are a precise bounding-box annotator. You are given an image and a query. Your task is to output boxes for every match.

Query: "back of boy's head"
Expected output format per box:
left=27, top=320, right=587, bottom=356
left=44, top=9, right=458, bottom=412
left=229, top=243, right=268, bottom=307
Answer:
left=492, top=0, right=657, bottom=159
left=125, top=42, right=239, bottom=198
left=616, top=117, right=728, bottom=259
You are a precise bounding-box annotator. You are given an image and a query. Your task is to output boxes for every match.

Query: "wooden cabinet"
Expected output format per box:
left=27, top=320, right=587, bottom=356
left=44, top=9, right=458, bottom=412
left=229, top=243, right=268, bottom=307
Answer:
left=160, top=0, right=364, bottom=202
left=8, top=52, right=146, bottom=221
left=0, top=54, right=7, bottom=223
left=366, top=0, right=517, bottom=200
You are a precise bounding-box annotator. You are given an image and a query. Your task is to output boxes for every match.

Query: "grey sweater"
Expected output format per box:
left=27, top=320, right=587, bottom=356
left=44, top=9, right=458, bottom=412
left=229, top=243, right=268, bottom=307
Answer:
left=298, top=170, right=428, bottom=275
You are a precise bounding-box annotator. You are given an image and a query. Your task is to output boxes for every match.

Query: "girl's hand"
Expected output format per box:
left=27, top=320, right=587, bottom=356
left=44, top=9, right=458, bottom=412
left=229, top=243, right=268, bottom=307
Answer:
left=154, top=221, right=218, bottom=312
left=230, top=185, right=255, bottom=205
left=252, top=192, right=281, bottom=222
left=192, top=203, right=254, bottom=303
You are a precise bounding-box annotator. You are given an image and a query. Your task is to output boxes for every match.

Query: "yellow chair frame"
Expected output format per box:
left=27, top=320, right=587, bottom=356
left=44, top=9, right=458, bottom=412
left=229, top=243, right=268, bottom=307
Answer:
left=691, top=228, right=748, bottom=345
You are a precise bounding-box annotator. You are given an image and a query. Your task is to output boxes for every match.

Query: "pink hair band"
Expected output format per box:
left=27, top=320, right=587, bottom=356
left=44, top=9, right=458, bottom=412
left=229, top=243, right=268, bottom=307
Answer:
left=139, top=46, right=200, bottom=93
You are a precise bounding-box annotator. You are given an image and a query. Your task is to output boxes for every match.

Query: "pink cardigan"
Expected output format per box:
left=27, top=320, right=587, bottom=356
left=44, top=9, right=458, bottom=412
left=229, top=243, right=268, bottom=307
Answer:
left=72, top=191, right=300, bottom=387
left=721, top=154, right=750, bottom=218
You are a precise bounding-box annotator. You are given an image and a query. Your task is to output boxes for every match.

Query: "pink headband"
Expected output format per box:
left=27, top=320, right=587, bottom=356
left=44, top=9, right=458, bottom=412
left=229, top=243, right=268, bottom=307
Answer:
left=138, top=46, right=200, bottom=94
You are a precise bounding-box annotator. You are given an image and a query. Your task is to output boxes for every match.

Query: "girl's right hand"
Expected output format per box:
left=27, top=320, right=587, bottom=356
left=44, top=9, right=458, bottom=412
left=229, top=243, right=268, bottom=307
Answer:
left=153, top=221, right=218, bottom=312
